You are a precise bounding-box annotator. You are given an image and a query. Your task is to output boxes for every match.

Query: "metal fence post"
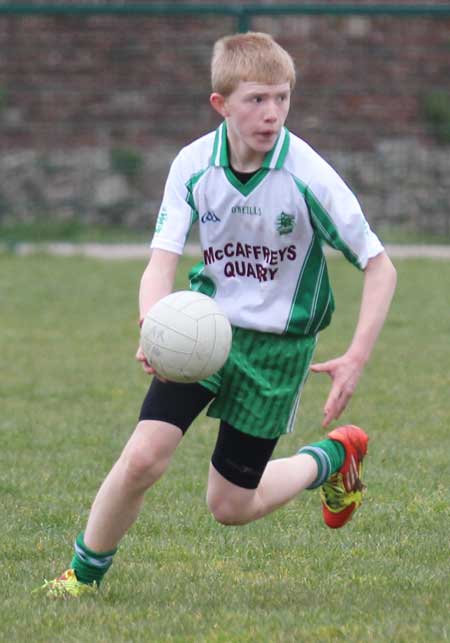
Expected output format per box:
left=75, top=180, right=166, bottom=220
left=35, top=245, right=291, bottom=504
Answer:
left=237, top=8, right=251, bottom=32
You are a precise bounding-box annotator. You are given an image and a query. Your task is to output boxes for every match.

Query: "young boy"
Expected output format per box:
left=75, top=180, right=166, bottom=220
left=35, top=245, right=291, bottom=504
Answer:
left=40, top=32, right=396, bottom=597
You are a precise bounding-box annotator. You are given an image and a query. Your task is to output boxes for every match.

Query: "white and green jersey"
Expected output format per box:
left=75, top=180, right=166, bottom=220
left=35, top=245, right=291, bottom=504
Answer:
left=151, top=122, right=383, bottom=337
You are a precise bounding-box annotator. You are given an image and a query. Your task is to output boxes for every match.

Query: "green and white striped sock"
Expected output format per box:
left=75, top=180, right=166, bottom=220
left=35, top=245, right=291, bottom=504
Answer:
left=298, top=438, right=345, bottom=489
left=71, top=532, right=117, bottom=586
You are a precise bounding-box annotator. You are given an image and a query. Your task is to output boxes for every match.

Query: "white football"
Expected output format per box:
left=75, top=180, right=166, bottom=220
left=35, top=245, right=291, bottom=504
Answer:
left=140, top=290, right=232, bottom=383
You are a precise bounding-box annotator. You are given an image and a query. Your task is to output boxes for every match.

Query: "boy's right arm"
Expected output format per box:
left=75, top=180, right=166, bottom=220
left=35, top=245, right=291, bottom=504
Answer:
left=136, top=248, right=180, bottom=375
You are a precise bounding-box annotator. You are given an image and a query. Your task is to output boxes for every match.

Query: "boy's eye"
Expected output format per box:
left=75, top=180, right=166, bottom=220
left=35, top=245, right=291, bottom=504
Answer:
left=249, top=94, right=288, bottom=104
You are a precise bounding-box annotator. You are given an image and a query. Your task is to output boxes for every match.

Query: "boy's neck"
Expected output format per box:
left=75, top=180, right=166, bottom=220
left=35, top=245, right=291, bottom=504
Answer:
left=226, top=131, right=265, bottom=173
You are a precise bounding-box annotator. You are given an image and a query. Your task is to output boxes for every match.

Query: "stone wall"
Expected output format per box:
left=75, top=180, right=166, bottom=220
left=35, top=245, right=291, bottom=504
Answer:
left=1, top=139, right=449, bottom=236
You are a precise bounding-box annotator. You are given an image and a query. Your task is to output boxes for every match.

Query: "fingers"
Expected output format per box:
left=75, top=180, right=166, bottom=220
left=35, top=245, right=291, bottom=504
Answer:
left=311, top=355, right=364, bottom=427
left=322, top=392, right=341, bottom=427
left=310, top=361, right=334, bottom=374
left=310, top=360, right=345, bottom=426
left=135, top=345, right=168, bottom=380
left=135, top=345, right=156, bottom=376
left=322, top=381, right=354, bottom=427
left=322, top=395, right=346, bottom=427
left=140, top=358, right=155, bottom=375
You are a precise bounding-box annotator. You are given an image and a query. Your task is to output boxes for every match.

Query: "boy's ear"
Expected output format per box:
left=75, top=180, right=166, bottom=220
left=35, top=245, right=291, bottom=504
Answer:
left=210, top=92, right=228, bottom=117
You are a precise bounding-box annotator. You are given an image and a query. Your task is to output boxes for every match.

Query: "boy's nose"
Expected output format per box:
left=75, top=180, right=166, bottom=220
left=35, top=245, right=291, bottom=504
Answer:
left=264, top=105, right=278, bottom=122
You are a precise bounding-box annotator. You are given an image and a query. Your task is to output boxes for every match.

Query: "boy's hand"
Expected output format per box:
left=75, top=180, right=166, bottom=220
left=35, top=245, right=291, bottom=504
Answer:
left=135, top=345, right=167, bottom=382
left=310, top=354, right=364, bottom=428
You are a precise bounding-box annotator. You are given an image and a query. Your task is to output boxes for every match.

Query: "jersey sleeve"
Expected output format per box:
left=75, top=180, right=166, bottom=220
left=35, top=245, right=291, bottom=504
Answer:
left=306, top=163, right=384, bottom=270
left=150, top=153, right=193, bottom=255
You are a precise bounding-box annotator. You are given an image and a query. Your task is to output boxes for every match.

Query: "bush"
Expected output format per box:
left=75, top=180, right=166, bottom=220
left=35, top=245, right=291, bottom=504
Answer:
left=423, top=91, right=450, bottom=144
left=110, top=147, right=144, bottom=179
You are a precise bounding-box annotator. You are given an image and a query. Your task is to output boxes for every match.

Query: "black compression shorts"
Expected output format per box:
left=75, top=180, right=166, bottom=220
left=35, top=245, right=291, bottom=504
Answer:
left=139, top=378, right=278, bottom=489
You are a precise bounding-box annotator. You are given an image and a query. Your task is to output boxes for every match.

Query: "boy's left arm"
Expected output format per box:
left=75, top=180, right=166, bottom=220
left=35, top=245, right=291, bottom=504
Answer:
left=311, top=251, right=397, bottom=427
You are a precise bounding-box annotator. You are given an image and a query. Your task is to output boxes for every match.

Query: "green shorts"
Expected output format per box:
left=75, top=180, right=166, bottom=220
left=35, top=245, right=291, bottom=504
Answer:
left=200, top=327, right=317, bottom=439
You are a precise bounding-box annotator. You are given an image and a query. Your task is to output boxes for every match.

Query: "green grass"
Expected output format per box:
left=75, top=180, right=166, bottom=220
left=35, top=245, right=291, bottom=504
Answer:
left=376, top=225, right=450, bottom=246
left=1, top=253, right=449, bottom=642
left=0, top=220, right=147, bottom=244
left=1, top=220, right=449, bottom=245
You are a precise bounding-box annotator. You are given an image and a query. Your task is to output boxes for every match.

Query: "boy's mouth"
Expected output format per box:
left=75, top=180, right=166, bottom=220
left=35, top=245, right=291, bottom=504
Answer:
left=256, top=130, right=277, bottom=140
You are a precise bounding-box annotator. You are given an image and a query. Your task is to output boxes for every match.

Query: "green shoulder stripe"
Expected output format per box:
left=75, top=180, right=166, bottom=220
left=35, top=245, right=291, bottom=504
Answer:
left=285, top=234, right=334, bottom=335
left=186, top=167, right=208, bottom=229
left=189, top=261, right=217, bottom=298
left=292, top=176, right=361, bottom=269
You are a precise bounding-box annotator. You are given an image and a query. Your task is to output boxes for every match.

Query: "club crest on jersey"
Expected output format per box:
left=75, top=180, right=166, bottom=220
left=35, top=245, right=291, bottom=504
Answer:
left=276, top=212, right=296, bottom=235
left=201, top=210, right=221, bottom=224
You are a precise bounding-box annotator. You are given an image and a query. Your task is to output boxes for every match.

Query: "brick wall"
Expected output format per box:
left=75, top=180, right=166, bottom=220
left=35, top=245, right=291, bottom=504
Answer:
left=1, top=8, right=449, bottom=151
left=0, top=5, right=449, bottom=234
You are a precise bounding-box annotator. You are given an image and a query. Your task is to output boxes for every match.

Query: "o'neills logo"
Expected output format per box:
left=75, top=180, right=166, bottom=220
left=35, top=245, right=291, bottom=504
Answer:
left=203, top=241, right=297, bottom=282
left=231, top=205, right=262, bottom=216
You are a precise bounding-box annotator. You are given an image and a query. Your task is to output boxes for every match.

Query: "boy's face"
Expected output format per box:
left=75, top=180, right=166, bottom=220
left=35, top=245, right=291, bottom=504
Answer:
left=210, top=81, right=291, bottom=161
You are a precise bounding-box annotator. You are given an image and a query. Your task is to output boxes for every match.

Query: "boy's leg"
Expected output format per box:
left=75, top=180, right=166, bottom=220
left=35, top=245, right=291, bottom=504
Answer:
left=207, top=454, right=319, bottom=525
left=40, top=420, right=182, bottom=596
left=206, top=422, right=367, bottom=527
left=40, top=380, right=215, bottom=596
left=82, top=380, right=214, bottom=552
left=83, top=419, right=183, bottom=552
left=206, top=422, right=319, bottom=525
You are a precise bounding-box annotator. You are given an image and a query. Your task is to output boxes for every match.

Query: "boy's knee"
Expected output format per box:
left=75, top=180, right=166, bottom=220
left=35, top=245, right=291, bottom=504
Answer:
left=121, top=446, right=168, bottom=490
left=207, top=494, right=248, bottom=526
left=120, top=423, right=178, bottom=491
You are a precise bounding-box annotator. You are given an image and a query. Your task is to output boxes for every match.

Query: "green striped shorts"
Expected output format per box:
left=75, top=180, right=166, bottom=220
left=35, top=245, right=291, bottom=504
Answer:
left=200, top=327, right=317, bottom=439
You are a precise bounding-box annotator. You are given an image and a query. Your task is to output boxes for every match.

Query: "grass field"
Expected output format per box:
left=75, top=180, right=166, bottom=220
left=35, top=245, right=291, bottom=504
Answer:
left=1, top=252, right=449, bottom=642
left=1, top=219, right=450, bottom=246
